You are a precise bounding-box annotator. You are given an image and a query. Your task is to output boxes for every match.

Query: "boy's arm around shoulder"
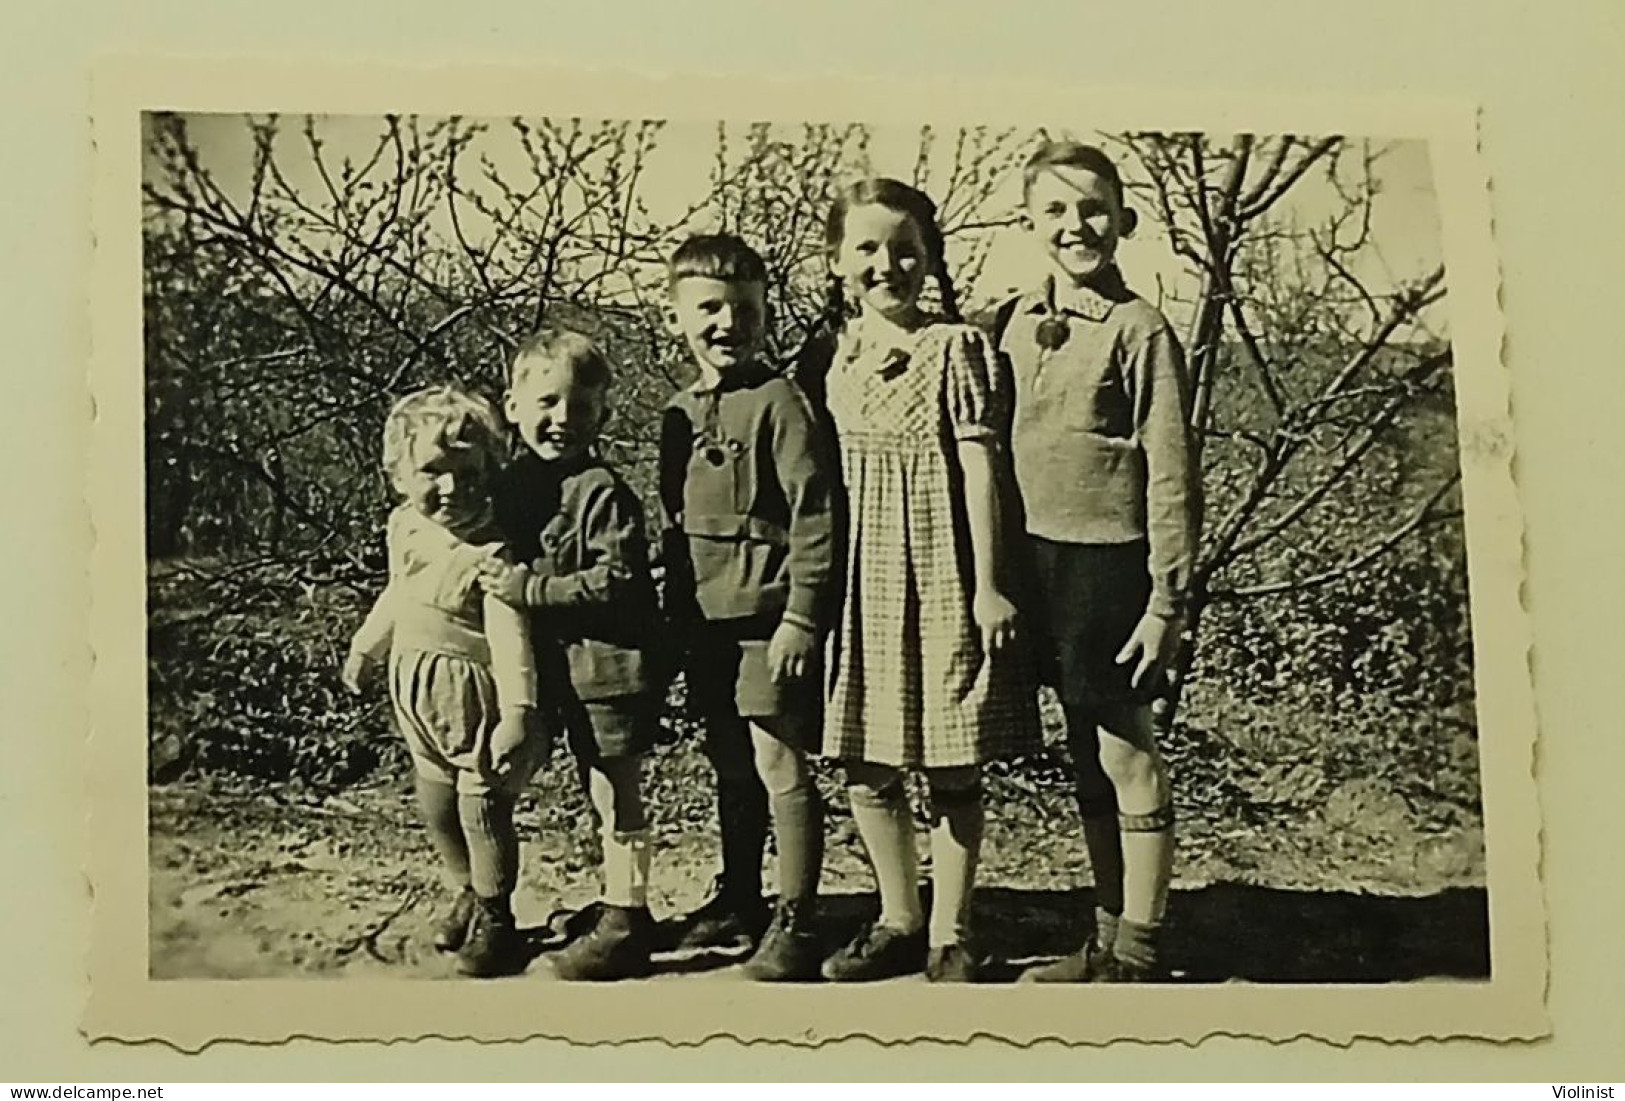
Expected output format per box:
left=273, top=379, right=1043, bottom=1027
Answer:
left=527, top=467, right=652, bottom=610
left=1129, top=311, right=1203, bottom=618
left=768, top=379, right=838, bottom=635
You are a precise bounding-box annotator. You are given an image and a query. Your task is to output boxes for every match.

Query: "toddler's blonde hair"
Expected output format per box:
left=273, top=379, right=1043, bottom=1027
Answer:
left=381, top=385, right=508, bottom=490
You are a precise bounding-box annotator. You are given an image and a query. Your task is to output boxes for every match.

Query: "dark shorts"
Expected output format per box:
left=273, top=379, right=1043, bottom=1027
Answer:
left=685, top=614, right=822, bottom=750
left=1024, top=536, right=1163, bottom=710
left=540, top=692, right=659, bottom=764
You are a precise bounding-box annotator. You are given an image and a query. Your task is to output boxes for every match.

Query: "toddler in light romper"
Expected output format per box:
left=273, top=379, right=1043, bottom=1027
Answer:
left=343, top=384, right=549, bottom=978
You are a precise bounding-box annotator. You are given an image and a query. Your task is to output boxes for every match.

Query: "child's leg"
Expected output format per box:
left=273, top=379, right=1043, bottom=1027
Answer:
left=687, top=623, right=770, bottom=907
left=924, top=766, right=983, bottom=949
left=415, top=773, right=480, bottom=950
left=1098, top=701, right=1175, bottom=971
left=452, top=785, right=527, bottom=976
left=458, top=789, right=520, bottom=903
left=1063, top=703, right=1125, bottom=950
left=414, top=775, right=472, bottom=890
left=749, top=719, right=823, bottom=903
left=706, top=713, right=770, bottom=905
left=586, top=756, right=652, bottom=909
left=846, top=762, right=924, bottom=932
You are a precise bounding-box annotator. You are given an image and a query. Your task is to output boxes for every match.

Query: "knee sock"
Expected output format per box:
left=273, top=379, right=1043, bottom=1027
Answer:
left=849, top=779, right=924, bottom=933
left=717, top=774, right=769, bottom=903
left=769, top=783, right=824, bottom=903
left=926, top=782, right=984, bottom=948
left=602, top=828, right=652, bottom=910
left=459, top=792, right=519, bottom=901
left=414, top=777, right=471, bottom=891
left=1119, top=801, right=1175, bottom=931
left=1077, top=790, right=1125, bottom=945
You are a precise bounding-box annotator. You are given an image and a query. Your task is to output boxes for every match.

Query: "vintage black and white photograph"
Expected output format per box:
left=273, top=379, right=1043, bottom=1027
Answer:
left=86, top=64, right=1540, bottom=1047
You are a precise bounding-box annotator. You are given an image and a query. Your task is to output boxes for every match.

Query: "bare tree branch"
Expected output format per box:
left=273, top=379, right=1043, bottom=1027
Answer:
left=1212, top=473, right=1462, bottom=600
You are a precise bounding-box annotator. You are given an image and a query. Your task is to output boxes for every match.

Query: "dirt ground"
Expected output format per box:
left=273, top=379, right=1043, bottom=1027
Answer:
left=149, top=764, right=1491, bottom=984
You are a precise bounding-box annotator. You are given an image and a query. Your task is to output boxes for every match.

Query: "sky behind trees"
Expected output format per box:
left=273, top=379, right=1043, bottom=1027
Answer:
left=148, top=114, right=1442, bottom=333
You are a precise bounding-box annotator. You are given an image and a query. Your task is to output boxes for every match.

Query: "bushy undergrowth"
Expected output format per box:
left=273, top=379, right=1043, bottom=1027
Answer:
left=147, top=547, right=1482, bottom=838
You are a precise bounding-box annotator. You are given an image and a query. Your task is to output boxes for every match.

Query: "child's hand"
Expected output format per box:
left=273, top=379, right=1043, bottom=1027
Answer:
left=477, top=557, right=534, bottom=607
left=341, top=651, right=376, bottom=696
left=767, top=619, right=817, bottom=683
left=1116, top=611, right=1182, bottom=690
left=490, top=706, right=547, bottom=781
left=973, top=589, right=1020, bottom=658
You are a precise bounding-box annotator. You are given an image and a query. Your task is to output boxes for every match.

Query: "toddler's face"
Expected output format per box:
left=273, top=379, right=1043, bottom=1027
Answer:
left=1024, top=165, right=1127, bottom=284
left=829, top=203, right=929, bottom=322
left=506, top=360, right=606, bottom=463
left=666, top=276, right=768, bottom=377
left=395, top=436, right=491, bottom=533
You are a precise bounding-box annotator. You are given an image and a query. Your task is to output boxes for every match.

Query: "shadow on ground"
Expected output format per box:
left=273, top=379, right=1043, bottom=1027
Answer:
left=524, top=883, right=1490, bottom=984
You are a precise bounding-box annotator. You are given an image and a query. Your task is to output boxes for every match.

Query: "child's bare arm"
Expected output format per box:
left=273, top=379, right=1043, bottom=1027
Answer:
left=343, top=510, right=410, bottom=693
left=483, top=592, right=545, bottom=777
left=342, top=585, right=396, bottom=693
left=958, top=439, right=1019, bottom=656
left=484, top=593, right=538, bottom=712
left=946, top=327, right=1020, bottom=656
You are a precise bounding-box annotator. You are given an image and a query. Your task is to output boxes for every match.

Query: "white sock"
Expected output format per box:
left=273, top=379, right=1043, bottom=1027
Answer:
left=603, top=828, right=652, bottom=908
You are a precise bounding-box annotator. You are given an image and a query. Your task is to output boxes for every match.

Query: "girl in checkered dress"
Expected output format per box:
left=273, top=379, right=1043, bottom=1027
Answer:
left=804, top=179, right=1040, bottom=983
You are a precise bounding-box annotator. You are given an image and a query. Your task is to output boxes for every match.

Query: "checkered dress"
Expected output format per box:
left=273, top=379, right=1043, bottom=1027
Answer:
left=822, top=321, right=1041, bottom=769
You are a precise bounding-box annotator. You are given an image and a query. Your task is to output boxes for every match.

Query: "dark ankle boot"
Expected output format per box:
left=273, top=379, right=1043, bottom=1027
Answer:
left=820, top=921, right=928, bottom=983
left=925, top=943, right=983, bottom=983
left=666, top=875, right=770, bottom=951
left=1019, top=936, right=1109, bottom=983
left=432, top=886, right=478, bottom=953
left=549, top=904, right=655, bottom=981
left=742, top=897, right=822, bottom=982
left=457, top=895, right=523, bottom=978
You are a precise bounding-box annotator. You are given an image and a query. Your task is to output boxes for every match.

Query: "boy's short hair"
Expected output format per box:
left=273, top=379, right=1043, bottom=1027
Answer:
left=668, top=233, right=769, bottom=288
left=1022, top=140, right=1126, bottom=204
left=382, top=385, right=507, bottom=483
left=510, top=328, right=614, bottom=393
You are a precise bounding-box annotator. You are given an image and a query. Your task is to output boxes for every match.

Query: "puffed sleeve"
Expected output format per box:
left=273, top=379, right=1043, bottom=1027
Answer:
left=942, top=325, right=1008, bottom=442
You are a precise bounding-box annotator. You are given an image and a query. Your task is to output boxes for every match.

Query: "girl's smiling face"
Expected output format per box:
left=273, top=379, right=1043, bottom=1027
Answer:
left=1024, top=164, right=1129, bottom=284
left=829, top=202, right=930, bottom=323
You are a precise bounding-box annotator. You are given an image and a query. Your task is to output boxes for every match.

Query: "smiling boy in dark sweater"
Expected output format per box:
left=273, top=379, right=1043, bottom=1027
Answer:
left=658, top=233, right=839, bottom=982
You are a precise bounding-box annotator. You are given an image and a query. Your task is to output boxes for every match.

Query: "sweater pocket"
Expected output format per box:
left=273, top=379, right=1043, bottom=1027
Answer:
left=684, top=436, right=750, bottom=520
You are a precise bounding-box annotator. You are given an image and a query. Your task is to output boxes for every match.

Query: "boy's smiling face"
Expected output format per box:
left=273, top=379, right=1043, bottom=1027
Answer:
left=666, top=276, right=768, bottom=380
left=1024, top=164, right=1129, bottom=284
left=505, top=358, right=607, bottom=463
